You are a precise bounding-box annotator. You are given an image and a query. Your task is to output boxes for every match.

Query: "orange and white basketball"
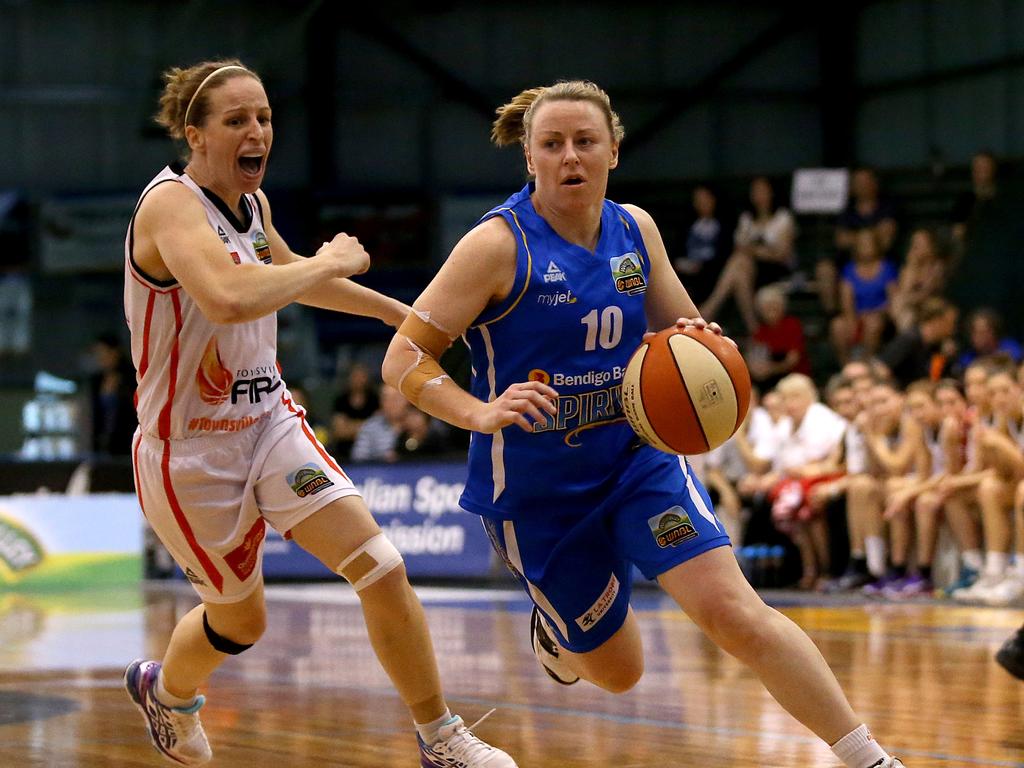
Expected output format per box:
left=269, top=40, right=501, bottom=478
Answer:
left=621, top=326, right=751, bottom=455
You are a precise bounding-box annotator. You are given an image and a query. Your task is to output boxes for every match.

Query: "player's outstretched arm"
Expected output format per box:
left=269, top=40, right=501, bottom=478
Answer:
left=381, top=217, right=557, bottom=434
left=136, top=183, right=368, bottom=324
left=256, top=190, right=408, bottom=328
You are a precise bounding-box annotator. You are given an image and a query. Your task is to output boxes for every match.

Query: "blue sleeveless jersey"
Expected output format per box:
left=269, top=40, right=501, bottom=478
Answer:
left=460, top=183, right=658, bottom=519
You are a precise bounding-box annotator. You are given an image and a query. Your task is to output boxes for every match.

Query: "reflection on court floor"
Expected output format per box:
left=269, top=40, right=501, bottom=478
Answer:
left=0, top=582, right=1022, bottom=767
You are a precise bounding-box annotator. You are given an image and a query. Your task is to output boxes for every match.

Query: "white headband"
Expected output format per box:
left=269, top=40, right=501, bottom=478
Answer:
left=183, top=65, right=251, bottom=129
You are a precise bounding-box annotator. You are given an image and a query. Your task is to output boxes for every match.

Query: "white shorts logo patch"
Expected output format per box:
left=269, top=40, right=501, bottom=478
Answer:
left=575, top=573, right=619, bottom=632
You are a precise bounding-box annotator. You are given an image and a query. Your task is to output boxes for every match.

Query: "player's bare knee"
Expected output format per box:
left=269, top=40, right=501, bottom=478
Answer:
left=336, top=533, right=404, bottom=594
left=698, top=596, right=771, bottom=657
left=591, top=657, right=643, bottom=694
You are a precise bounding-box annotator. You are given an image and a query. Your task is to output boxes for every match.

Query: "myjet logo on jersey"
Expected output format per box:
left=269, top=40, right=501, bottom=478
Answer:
left=543, top=260, right=567, bottom=283
left=648, top=507, right=699, bottom=548
left=609, top=252, right=647, bottom=295
left=536, top=290, right=577, bottom=307
left=251, top=231, right=272, bottom=264
left=287, top=463, right=335, bottom=498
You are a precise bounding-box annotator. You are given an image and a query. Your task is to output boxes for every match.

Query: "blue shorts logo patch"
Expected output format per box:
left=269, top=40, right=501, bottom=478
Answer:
left=648, top=506, right=699, bottom=548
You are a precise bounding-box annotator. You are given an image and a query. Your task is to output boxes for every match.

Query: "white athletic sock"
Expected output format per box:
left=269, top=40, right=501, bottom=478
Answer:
left=831, top=724, right=890, bottom=768
left=962, top=549, right=984, bottom=572
left=415, top=708, right=455, bottom=745
left=156, top=670, right=198, bottom=709
left=865, top=536, right=887, bottom=577
left=1011, top=556, right=1024, bottom=579
left=985, top=551, right=1010, bottom=578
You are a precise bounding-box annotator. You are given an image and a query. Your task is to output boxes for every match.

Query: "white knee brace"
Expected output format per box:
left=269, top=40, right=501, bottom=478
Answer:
left=336, top=533, right=404, bottom=592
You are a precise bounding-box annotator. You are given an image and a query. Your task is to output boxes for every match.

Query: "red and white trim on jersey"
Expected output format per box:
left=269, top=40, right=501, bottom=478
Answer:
left=125, top=165, right=282, bottom=440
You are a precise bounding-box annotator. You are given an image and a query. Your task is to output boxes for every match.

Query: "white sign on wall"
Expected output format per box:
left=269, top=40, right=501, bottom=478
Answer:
left=791, top=168, right=850, bottom=214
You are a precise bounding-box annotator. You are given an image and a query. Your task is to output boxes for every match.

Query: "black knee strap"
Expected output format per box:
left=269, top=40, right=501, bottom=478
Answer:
left=202, top=610, right=254, bottom=655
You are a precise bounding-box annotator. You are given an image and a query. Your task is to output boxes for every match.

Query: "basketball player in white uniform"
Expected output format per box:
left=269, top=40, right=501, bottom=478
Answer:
left=122, top=58, right=516, bottom=768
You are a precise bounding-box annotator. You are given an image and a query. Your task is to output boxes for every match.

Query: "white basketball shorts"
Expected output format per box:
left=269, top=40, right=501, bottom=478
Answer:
left=132, top=397, right=359, bottom=603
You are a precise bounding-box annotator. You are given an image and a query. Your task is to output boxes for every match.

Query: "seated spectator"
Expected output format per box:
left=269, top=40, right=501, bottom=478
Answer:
left=87, top=332, right=137, bottom=456
left=889, top=228, right=946, bottom=331
left=397, top=409, right=451, bottom=458
left=330, top=363, right=380, bottom=460
left=957, top=307, right=1023, bottom=371
left=740, top=375, right=847, bottom=587
left=878, top=297, right=958, bottom=387
left=748, top=285, right=809, bottom=391
left=830, top=229, right=898, bottom=364
left=674, top=184, right=731, bottom=305
left=856, top=379, right=923, bottom=596
left=818, top=167, right=898, bottom=315
left=350, top=384, right=409, bottom=463
left=952, top=150, right=999, bottom=248
left=701, top=176, right=796, bottom=334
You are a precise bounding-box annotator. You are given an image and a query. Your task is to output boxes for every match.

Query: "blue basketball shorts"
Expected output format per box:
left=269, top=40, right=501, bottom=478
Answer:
left=480, top=448, right=731, bottom=653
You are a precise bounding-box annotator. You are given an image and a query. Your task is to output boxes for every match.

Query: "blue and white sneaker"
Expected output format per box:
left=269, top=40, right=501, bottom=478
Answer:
left=418, top=712, right=518, bottom=767
left=530, top=606, right=579, bottom=685
left=124, top=659, right=212, bottom=766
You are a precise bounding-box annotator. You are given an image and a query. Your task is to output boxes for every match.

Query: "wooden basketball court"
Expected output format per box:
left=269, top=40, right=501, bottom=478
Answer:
left=0, top=582, right=1021, bottom=767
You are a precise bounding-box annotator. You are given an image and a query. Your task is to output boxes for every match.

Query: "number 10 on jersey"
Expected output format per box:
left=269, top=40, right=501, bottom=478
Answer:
left=581, top=306, right=623, bottom=351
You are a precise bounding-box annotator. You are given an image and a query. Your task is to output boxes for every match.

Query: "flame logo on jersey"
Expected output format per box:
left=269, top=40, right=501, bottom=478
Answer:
left=196, top=337, right=234, bottom=406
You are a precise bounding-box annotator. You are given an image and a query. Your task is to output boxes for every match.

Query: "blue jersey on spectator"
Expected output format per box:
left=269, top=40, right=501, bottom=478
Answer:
left=842, top=260, right=898, bottom=313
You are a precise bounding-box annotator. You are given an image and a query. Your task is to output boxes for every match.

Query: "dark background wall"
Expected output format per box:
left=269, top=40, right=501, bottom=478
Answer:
left=2, top=0, right=1023, bottom=449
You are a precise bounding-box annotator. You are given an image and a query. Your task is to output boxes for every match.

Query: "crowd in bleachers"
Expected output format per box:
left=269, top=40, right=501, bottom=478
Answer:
left=680, top=151, right=1024, bottom=603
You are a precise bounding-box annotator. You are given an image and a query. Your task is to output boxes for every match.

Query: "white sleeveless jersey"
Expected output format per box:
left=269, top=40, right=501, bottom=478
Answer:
left=124, top=165, right=282, bottom=440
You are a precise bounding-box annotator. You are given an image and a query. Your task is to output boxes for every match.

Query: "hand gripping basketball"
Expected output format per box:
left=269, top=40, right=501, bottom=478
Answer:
left=622, top=325, right=751, bottom=455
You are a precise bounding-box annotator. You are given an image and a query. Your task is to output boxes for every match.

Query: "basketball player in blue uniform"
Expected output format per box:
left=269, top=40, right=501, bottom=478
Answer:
left=383, top=81, right=904, bottom=768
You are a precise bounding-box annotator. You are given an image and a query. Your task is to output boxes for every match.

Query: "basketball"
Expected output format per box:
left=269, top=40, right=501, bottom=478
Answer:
left=621, top=326, right=751, bottom=455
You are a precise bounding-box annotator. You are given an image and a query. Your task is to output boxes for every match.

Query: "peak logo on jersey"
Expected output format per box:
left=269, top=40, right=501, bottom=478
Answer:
left=288, top=463, right=335, bottom=498
left=0, top=515, right=44, bottom=575
left=196, top=338, right=234, bottom=405
left=537, top=290, right=577, bottom=307
left=648, top=507, right=699, bottom=548
left=610, top=252, right=646, bottom=295
left=184, top=567, right=207, bottom=586
left=224, top=518, right=266, bottom=582
left=543, top=260, right=567, bottom=283
left=528, top=369, right=551, bottom=385
left=217, top=225, right=230, bottom=245
left=251, top=231, right=272, bottom=264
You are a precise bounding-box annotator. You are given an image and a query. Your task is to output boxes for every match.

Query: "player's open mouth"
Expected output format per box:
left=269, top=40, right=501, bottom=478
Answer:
left=239, top=155, right=264, bottom=175
left=562, top=176, right=585, bottom=186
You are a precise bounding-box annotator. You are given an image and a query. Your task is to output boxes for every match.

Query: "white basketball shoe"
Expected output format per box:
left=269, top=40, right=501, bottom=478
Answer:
left=124, top=659, right=212, bottom=766
left=418, top=713, right=518, bottom=767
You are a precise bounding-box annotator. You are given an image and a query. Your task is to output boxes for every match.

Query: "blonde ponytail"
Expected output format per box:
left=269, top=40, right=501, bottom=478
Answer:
left=490, top=81, right=625, bottom=148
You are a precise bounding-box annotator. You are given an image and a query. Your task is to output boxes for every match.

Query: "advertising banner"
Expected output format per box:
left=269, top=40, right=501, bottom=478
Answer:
left=261, top=462, right=495, bottom=579
left=0, top=493, right=143, bottom=589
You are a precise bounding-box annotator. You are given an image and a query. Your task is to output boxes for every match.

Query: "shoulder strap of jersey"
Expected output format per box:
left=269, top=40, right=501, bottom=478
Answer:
left=471, top=205, right=534, bottom=327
